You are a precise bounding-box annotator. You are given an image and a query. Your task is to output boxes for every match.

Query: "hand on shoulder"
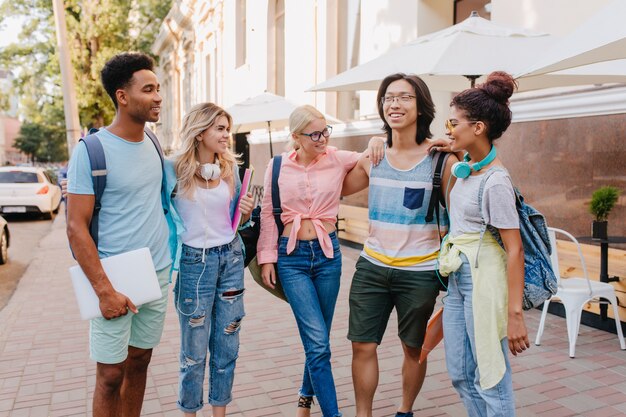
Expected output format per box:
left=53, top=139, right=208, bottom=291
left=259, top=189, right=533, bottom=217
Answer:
left=427, top=137, right=454, bottom=153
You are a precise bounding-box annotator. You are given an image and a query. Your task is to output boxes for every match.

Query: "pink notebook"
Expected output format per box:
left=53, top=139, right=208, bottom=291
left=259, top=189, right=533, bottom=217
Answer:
left=232, top=168, right=253, bottom=230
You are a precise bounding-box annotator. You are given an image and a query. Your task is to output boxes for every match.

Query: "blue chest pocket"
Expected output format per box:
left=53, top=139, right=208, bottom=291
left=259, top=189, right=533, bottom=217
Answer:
left=403, top=187, right=425, bottom=210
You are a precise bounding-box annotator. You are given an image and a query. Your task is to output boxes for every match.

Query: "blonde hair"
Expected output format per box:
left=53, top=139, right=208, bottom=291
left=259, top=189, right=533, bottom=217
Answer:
left=174, top=103, right=239, bottom=198
left=289, top=105, right=326, bottom=150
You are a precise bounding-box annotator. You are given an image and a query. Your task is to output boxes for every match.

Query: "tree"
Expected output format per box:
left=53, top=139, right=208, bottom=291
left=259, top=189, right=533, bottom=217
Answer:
left=14, top=121, right=68, bottom=163
left=14, top=123, right=43, bottom=163
left=0, top=0, right=172, bottom=156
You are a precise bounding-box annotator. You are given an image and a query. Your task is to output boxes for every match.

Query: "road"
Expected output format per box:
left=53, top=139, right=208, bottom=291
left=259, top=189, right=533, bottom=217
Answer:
left=0, top=208, right=60, bottom=311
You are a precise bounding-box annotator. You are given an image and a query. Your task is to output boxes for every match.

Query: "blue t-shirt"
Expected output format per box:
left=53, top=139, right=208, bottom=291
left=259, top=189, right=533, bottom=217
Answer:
left=67, top=128, right=171, bottom=269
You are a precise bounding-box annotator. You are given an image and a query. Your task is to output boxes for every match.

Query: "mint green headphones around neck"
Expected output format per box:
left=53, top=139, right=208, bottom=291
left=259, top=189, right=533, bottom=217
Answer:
left=451, top=146, right=497, bottom=179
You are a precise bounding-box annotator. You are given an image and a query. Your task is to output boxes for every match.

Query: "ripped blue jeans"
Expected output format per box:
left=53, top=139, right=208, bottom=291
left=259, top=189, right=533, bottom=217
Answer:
left=174, top=238, right=245, bottom=412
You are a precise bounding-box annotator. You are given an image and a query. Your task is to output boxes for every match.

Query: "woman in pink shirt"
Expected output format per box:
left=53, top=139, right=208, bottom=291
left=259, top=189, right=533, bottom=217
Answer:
left=257, top=105, right=381, bottom=417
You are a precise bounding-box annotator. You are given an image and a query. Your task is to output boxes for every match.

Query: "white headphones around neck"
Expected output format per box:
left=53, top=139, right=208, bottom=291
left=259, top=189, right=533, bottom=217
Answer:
left=199, top=162, right=221, bottom=181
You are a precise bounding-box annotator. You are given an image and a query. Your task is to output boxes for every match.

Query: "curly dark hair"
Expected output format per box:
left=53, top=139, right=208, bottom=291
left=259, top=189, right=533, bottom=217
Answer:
left=450, top=71, right=517, bottom=141
left=376, top=73, right=435, bottom=147
left=101, top=52, right=156, bottom=108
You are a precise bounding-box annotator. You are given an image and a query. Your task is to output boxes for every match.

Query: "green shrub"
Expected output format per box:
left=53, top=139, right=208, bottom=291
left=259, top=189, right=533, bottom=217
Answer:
left=589, top=186, right=621, bottom=221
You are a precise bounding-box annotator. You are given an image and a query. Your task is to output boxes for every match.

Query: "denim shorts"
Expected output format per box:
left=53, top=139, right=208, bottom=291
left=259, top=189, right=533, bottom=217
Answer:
left=348, top=257, right=440, bottom=348
left=90, top=265, right=171, bottom=364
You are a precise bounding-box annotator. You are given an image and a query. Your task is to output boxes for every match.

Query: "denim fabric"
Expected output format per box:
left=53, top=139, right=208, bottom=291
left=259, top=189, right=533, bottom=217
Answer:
left=443, top=253, right=515, bottom=417
left=174, top=238, right=245, bottom=412
left=277, top=232, right=342, bottom=417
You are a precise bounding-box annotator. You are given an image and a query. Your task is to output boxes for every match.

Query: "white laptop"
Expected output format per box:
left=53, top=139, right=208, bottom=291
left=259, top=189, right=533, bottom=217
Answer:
left=69, top=247, right=162, bottom=320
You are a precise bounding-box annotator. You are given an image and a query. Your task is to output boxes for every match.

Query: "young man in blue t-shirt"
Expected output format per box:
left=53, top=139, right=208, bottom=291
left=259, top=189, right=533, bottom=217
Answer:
left=66, top=52, right=171, bottom=417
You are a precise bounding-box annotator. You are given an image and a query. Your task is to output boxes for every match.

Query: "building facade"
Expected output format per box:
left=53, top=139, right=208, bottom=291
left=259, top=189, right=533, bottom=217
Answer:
left=152, top=0, right=625, bottom=243
left=0, top=69, right=23, bottom=165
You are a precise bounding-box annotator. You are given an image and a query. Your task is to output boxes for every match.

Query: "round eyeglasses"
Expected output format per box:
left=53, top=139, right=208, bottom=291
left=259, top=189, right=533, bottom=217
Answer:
left=300, top=125, right=332, bottom=142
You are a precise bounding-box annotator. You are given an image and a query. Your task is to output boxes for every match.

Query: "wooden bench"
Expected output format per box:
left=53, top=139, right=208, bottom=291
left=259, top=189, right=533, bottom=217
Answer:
left=556, top=239, right=626, bottom=321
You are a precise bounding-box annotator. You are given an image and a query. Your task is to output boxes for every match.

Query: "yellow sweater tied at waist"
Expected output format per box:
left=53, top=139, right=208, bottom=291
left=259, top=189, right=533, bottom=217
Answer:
left=438, top=232, right=509, bottom=390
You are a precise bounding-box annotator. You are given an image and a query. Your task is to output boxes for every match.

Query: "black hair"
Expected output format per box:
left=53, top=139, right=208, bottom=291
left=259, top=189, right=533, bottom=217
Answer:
left=376, top=73, right=435, bottom=147
left=451, top=71, right=517, bottom=141
left=101, top=52, right=155, bottom=108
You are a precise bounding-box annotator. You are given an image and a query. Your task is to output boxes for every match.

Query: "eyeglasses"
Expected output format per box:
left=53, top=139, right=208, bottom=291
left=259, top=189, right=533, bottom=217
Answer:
left=381, top=95, right=416, bottom=105
left=300, top=125, right=332, bottom=142
left=445, top=119, right=478, bottom=132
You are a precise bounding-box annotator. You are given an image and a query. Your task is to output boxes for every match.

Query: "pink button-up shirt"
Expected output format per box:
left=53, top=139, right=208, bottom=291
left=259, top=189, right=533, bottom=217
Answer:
left=257, top=147, right=360, bottom=264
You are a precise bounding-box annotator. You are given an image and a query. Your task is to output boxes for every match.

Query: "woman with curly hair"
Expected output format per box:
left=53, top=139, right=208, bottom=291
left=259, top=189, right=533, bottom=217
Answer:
left=439, top=72, right=529, bottom=417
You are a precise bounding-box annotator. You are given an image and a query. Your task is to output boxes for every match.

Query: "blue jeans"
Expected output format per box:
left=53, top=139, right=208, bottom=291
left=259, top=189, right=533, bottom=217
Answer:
left=174, top=238, right=245, bottom=412
left=443, top=253, right=515, bottom=417
left=277, top=232, right=342, bottom=417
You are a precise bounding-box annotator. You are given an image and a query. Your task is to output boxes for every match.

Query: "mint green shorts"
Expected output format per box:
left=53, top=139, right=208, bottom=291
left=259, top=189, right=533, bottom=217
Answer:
left=89, top=266, right=171, bottom=364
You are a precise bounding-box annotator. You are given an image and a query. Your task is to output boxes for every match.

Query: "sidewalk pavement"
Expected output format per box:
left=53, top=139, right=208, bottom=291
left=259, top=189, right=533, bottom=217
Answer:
left=1, top=214, right=626, bottom=417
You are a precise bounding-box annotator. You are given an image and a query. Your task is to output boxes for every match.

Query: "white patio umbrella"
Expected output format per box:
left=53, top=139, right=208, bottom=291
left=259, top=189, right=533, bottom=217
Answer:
left=516, top=0, right=626, bottom=77
left=310, top=11, right=626, bottom=94
left=227, top=92, right=300, bottom=158
left=310, top=11, right=554, bottom=93
left=517, top=59, right=626, bottom=91
left=227, top=92, right=340, bottom=157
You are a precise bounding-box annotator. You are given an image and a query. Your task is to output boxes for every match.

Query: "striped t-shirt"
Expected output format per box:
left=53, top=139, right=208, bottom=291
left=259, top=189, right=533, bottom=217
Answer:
left=362, top=152, right=447, bottom=271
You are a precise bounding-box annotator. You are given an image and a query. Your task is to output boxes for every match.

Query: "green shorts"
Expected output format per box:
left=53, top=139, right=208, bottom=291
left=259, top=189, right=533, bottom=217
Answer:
left=90, top=266, right=171, bottom=364
left=348, top=257, right=440, bottom=348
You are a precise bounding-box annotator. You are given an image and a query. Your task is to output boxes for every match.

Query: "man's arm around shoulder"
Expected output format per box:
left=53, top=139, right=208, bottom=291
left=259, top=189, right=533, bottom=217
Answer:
left=66, top=194, right=137, bottom=319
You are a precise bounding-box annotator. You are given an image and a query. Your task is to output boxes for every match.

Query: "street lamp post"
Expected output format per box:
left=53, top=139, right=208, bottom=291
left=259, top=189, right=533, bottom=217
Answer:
left=52, top=0, right=81, bottom=156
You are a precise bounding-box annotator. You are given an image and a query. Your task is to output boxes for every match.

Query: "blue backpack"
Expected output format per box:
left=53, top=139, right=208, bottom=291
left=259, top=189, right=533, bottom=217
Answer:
left=477, top=167, right=557, bottom=310
left=79, top=127, right=165, bottom=247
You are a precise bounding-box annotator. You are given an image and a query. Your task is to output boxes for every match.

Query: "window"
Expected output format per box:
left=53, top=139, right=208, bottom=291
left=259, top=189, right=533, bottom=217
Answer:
left=236, top=0, right=247, bottom=67
left=183, top=44, right=194, bottom=114
left=454, top=0, right=491, bottom=23
left=0, top=171, right=39, bottom=183
left=205, top=53, right=212, bottom=101
left=274, top=0, right=285, bottom=95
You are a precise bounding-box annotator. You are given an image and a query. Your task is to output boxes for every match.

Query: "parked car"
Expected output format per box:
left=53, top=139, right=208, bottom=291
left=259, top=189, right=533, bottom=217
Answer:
left=0, top=167, right=62, bottom=220
left=0, top=214, right=9, bottom=264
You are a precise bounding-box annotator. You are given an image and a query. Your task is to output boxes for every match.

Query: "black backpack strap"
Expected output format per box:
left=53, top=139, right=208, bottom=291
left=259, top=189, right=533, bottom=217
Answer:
left=426, top=152, right=450, bottom=241
left=271, top=155, right=284, bottom=237
left=79, top=134, right=107, bottom=248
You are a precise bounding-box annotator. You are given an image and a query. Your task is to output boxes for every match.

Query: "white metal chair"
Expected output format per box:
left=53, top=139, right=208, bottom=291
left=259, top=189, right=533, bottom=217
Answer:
left=535, top=227, right=625, bottom=357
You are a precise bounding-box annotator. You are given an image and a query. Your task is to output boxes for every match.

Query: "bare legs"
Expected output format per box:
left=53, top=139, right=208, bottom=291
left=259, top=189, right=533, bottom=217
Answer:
left=351, top=341, right=427, bottom=417
left=93, top=347, right=152, bottom=417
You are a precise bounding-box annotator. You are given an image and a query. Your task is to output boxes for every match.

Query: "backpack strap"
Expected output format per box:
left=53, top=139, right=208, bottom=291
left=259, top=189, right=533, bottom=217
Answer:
left=79, top=134, right=107, bottom=248
left=144, top=127, right=165, bottom=169
left=144, top=127, right=168, bottom=215
left=271, top=155, right=284, bottom=237
left=79, top=127, right=166, bottom=247
left=425, top=151, right=450, bottom=241
left=476, top=166, right=509, bottom=267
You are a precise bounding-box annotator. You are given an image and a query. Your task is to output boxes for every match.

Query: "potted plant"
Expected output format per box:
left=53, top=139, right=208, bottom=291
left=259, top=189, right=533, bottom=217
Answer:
left=589, top=186, right=621, bottom=240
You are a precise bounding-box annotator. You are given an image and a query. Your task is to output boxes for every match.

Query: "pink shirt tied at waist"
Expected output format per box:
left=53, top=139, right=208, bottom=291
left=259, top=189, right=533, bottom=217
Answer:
left=257, top=147, right=360, bottom=264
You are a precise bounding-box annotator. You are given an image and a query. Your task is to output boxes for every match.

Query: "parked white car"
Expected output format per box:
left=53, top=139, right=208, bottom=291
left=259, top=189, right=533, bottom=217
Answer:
left=0, top=167, right=62, bottom=220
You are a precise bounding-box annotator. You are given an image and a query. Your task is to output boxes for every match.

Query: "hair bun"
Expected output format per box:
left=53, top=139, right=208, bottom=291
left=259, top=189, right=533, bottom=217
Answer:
left=478, top=71, right=517, bottom=104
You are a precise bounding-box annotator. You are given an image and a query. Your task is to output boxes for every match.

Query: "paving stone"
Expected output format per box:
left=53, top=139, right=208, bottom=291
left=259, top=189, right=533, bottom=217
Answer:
left=2, top=214, right=626, bottom=416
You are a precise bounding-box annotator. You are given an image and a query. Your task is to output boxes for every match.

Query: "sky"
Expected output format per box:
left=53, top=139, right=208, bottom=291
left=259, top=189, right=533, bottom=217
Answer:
left=0, top=16, right=23, bottom=48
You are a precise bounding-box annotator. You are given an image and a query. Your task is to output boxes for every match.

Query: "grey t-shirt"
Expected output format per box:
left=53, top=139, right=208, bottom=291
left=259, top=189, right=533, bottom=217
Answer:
left=449, top=169, right=519, bottom=237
